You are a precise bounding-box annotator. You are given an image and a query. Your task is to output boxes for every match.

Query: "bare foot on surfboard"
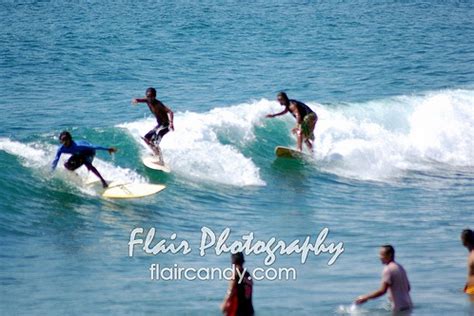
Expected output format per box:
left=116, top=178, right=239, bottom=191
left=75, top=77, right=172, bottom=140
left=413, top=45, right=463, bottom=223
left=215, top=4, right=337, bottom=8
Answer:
left=141, top=137, right=164, bottom=164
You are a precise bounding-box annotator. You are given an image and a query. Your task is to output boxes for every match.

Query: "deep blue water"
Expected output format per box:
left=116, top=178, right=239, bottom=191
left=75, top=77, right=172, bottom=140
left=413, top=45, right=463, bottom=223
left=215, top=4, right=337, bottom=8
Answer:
left=1, top=1, right=474, bottom=315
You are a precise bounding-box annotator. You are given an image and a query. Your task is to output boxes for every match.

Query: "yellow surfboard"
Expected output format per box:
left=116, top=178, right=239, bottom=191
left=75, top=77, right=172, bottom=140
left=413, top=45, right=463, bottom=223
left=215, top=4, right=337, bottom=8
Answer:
left=102, top=181, right=166, bottom=199
left=275, top=146, right=309, bottom=159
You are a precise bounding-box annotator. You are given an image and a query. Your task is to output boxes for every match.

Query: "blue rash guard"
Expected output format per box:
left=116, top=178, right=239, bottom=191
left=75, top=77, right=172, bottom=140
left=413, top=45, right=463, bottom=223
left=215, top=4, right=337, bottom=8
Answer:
left=51, top=140, right=109, bottom=170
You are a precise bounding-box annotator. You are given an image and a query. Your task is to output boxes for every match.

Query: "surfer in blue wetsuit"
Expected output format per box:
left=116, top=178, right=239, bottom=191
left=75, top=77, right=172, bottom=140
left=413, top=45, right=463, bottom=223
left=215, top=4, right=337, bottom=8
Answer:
left=266, top=91, right=318, bottom=152
left=51, top=131, right=117, bottom=188
left=132, top=87, right=174, bottom=164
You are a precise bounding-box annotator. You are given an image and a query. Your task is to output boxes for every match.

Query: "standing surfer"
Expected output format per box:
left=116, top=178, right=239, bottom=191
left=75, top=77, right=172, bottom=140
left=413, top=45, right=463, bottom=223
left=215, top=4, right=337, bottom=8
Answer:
left=132, top=87, right=174, bottom=164
left=266, top=91, right=317, bottom=152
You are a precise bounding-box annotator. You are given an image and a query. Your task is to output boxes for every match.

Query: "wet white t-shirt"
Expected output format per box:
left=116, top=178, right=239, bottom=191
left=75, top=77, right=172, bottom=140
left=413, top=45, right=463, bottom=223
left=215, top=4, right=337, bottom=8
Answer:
left=382, top=261, right=413, bottom=311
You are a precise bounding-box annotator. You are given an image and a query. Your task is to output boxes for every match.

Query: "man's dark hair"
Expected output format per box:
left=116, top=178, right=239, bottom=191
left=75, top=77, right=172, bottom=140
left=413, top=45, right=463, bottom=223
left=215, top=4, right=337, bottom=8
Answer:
left=461, top=229, right=474, bottom=245
left=59, top=131, right=72, bottom=142
left=146, top=87, right=157, bottom=97
left=277, top=91, right=289, bottom=102
left=381, top=245, right=395, bottom=258
left=231, top=252, right=245, bottom=265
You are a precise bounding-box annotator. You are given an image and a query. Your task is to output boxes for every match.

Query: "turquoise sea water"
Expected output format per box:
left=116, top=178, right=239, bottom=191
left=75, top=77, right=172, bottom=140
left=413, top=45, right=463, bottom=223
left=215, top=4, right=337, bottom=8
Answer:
left=1, top=1, right=474, bottom=315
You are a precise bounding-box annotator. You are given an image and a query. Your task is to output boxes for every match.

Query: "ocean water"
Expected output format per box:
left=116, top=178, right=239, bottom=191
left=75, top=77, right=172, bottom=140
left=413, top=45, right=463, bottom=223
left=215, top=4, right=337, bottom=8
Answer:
left=1, top=1, right=474, bottom=315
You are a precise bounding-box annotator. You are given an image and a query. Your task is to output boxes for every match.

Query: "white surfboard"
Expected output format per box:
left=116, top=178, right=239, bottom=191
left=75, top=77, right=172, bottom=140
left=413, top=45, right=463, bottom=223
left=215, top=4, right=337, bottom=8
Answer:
left=102, top=180, right=166, bottom=199
left=142, top=156, right=171, bottom=173
left=275, top=146, right=309, bottom=159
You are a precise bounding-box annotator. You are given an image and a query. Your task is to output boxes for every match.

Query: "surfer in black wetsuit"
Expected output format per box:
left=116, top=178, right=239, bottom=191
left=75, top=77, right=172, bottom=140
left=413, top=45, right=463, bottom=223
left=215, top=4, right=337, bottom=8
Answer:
left=132, top=87, right=174, bottom=164
left=266, top=91, right=318, bottom=152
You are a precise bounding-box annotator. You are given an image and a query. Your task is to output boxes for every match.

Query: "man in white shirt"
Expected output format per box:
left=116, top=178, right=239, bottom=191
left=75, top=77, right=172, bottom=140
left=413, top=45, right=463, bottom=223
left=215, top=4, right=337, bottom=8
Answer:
left=355, top=245, right=413, bottom=312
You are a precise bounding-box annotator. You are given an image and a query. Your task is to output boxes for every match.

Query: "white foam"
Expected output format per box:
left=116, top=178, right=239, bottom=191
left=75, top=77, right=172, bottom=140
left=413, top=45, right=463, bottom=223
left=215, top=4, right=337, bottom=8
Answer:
left=0, top=138, right=50, bottom=167
left=119, top=90, right=474, bottom=183
left=4, top=89, right=470, bottom=187
left=336, top=303, right=364, bottom=315
left=119, top=99, right=270, bottom=186
left=312, top=88, right=474, bottom=181
left=0, top=138, right=146, bottom=195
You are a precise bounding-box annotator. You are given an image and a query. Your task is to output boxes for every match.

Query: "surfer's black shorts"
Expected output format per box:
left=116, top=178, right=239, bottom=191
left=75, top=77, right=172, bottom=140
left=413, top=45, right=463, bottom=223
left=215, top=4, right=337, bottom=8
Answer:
left=145, top=125, right=170, bottom=146
left=64, top=154, right=94, bottom=171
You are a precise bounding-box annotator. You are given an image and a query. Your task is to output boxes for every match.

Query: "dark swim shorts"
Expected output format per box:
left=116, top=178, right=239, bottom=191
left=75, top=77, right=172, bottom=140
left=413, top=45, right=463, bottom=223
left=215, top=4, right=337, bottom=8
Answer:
left=64, top=154, right=94, bottom=171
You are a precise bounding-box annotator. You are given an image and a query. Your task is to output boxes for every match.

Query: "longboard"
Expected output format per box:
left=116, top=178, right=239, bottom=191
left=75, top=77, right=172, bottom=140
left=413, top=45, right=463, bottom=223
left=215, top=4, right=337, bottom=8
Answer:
left=275, top=146, right=309, bottom=159
left=86, top=179, right=166, bottom=199
left=142, top=156, right=171, bottom=173
left=102, top=180, right=166, bottom=199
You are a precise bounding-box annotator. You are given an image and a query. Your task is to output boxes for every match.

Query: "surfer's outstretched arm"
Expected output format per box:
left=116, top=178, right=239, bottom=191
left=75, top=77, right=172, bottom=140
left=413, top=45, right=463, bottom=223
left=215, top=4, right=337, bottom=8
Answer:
left=131, top=98, right=148, bottom=104
left=51, top=148, right=64, bottom=170
left=88, top=144, right=117, bottom=154
left=96, top=146, right=117, bottom=154
left=266, top=107, right=289, bottom=118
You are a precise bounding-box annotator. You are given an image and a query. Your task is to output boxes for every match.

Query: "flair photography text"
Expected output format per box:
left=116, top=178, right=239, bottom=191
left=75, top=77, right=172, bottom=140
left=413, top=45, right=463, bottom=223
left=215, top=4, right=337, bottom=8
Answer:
left=128, top=226, right=344, bottom=270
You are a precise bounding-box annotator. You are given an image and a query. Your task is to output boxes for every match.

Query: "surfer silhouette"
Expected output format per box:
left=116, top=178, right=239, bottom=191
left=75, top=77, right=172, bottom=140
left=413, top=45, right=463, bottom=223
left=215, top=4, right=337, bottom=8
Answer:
left=132, top=87, right=174, bottom=164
